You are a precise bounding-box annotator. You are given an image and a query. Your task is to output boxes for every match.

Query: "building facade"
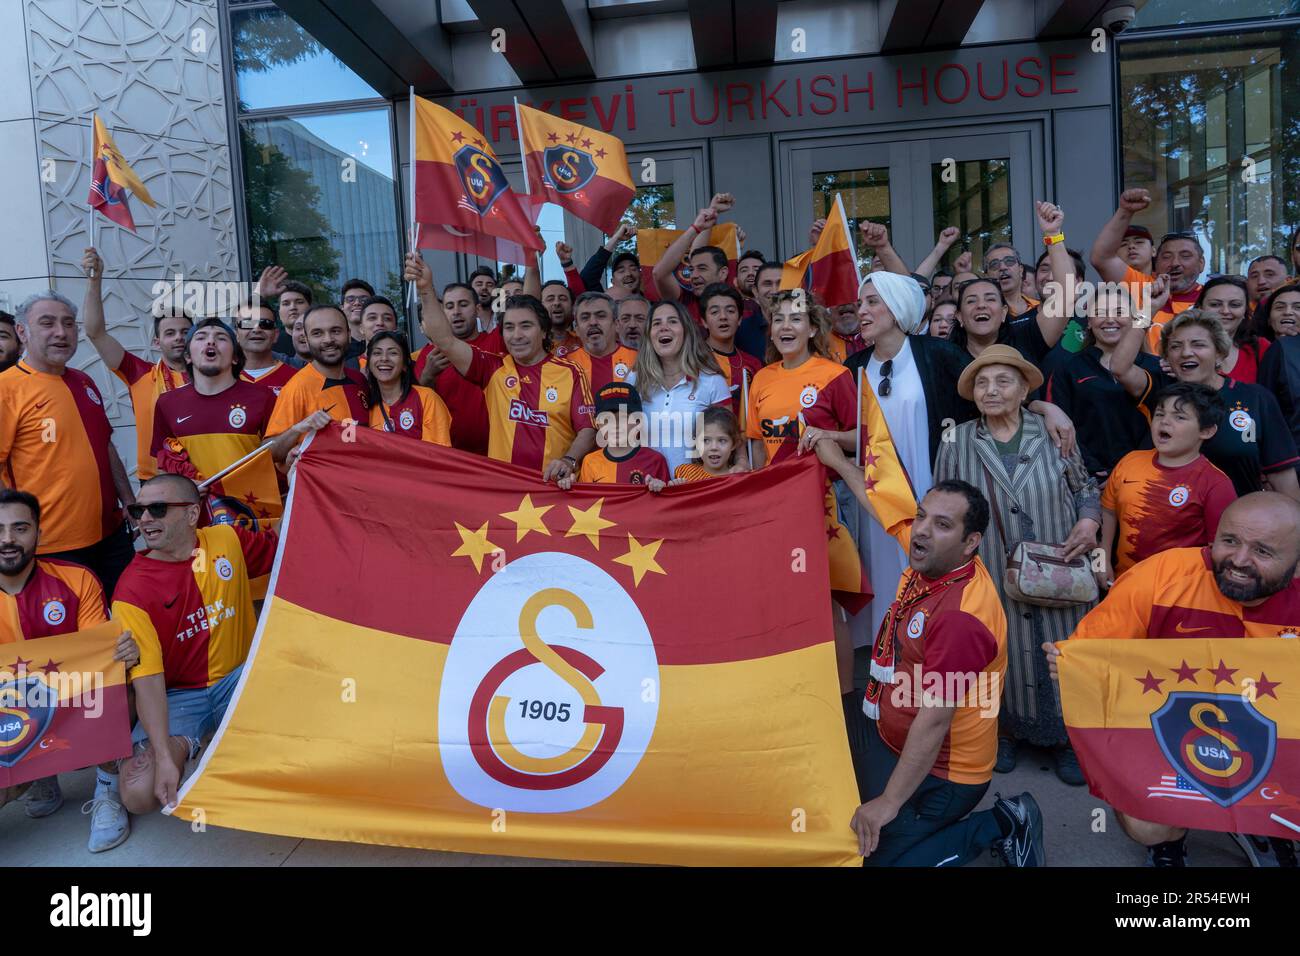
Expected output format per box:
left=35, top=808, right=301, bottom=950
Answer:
left=1, top=0, right=1297, bottom=471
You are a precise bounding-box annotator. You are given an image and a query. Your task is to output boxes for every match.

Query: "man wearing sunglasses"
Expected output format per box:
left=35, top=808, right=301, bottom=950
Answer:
left=0, top=488, right=142, bottom=851
left=236, top=300, right=299, bottom=397
left=112, top=473, right=278, bottom=822
left=80, top=246, right=191, bottom=481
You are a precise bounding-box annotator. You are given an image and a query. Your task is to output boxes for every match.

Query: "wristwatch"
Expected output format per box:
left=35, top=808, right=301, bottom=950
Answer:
left=561, top=455, right=578, bottom=471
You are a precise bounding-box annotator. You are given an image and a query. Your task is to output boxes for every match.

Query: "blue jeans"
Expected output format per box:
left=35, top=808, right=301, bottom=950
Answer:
left=131, top=665, right=243, bottom=750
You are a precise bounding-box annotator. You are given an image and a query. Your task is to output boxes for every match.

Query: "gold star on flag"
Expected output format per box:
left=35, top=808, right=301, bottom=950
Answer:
left=565, top=498, right=615, bottom=549
left=452, top=521, right=502, bottom=572
left=613, top=534, right=666, bottom=586
left=500, top=494, right=552, bottom=542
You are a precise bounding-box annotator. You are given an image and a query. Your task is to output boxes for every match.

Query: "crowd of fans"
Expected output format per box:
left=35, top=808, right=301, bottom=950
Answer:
left=2, top=184, right=1299, bottom=869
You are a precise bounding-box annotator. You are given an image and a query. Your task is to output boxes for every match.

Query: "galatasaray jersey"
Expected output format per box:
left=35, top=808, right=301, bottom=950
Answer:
left=465, top=348, right=595, bottom=474
left=1073, top=546, right=1300, bottom=641
left=567, top=345, right=637, bottom=393
left=874, top=527, right=1008, bottom=786
left=0, top=361, right=121, bottom=553
left=1101, top=450, right=1236, bottom=576
left=826, top=330, right=867, bottom=365
left=550, top=331, right=583, bottom=358
left=152, top=381, right=277, bottom=481
left=673, top=462, right=720, bottom=482
left=267, top=363, right=369, bottom=437
left=712, top=346, right=762, bottom=418
left=746, top=356, right=857, bottom=463
left=240, top=360, right=298, bottom=397
left=0, top=559, right=107, bottom=643
left=113, top=352, right=188, bottom=480
left=578, top=445, right=669, bottom=485
left=369, top=384, right=452, bottom=445
left=115, top=524, right=277, bottom=690
left=414, top=346, right=489, bottom=455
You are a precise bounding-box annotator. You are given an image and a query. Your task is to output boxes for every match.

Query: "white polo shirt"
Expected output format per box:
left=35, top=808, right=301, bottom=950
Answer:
left=626, top=370, right=730, bottom=475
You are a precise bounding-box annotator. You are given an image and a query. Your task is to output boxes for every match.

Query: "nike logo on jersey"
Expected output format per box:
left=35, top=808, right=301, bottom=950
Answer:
left=1174, top=621, right=1210, bottom=634
left=177, top=415, right=193, bottom=423
left=164, top=596, right=179, bottom=609
left=1076, top=376, right=1098, bottom=384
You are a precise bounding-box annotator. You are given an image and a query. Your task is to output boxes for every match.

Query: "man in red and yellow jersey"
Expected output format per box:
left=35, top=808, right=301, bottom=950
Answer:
left=1050, top=492, right=1300, bottom=867
left=541, top=280, right=582, bottom=356
left=80, top=247, right=190, bottom=479
left=407, top=253, right=596, bottom=479
left=414, top=282, right=501, bottom=455
left=0, top=290, right=136, bottom=597
left=824, top=477, right=1042, bottom=867
left=561, top=383, right=669, bottom=490
left=827, top=303, right=867, bottom=365
left=235, top=299, right=299, bottom=396
left=566, top=291, right=637, bottom=393
left=267, top=304, right=369, bottom=442
left=114, top=473, right=277, bottom=815
left=701, top=282, right=761, bottom=416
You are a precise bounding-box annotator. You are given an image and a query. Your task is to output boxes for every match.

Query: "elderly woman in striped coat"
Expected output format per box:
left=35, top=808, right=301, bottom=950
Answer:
left=934, top=345, right=1100, bottom=787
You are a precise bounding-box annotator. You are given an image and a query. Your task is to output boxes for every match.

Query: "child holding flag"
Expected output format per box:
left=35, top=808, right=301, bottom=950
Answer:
left=558, top=382, right=669, bottom=491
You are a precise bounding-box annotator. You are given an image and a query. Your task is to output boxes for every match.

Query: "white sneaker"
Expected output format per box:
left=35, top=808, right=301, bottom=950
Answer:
left=20, top=776, right=63, bottom=818
left=82, top=776, right=130, bottom=853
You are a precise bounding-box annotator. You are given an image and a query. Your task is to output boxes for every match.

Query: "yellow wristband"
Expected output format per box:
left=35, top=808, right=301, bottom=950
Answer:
left=1043, top=232, right=1066, bottom=246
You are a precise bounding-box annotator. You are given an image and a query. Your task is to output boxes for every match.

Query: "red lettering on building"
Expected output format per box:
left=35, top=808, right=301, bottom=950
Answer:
left=591, top=94, right=622, bottom=132
left=725, top=82, right=755, bottom=122
left=1014, top=57, right=1044, bottom=97
left=760, top=79, right=791, bottom=118
left=659, top=88, right=685, bottom=127
left=559, top=98, right=587, bottom=121
left=976, top=61, right=1008, bottom=100
left=810, top=75, right=838, bottom=115
left=896, top=67, right=928, bottom=107
left=934, top=63, right=970, bottom=105
left=691, top=87, right=720, bottom=125
left=491, top=104, right=516, bottom=142
left=843, top=73, right=873, bottom=112
left=1049, top=53, right=1078, bottom=94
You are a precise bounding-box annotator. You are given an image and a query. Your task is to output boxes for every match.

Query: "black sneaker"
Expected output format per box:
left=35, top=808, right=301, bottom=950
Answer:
left=1232, top=833, right=1299, bottom=867
left=1054, top=746, right=1086, bottom=786
left=992, top=792, right=1045, bottom=867
left=1271, top=838, right=1298, bottom=868
left=1147, top=837, right=1187, bottom=867
left=995, top=737, right=1018, bottom=774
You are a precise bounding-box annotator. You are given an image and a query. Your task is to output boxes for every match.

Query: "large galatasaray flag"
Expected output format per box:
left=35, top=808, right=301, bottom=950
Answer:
left=413, top=96, right=543, bottom=265
left=517, top=103, right=634, bottom=234
left=0, top=622, right=130, bottom=788
left=173, top=426, right=858, bottom=866
left=781, top=194, right=860, bottom=307
left=88, top=115, right=156, bottom=232
left=1060, top=638, right=1300, bottom=840
left=637, top=222, right=739, bottom=299
left=857, top=368, right=917, bottom=539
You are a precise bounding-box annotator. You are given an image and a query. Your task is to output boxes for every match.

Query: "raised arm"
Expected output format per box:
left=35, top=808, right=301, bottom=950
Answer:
left=80, top=247, right=126, bottom=370
left=691, top=193, right=736, bottom=252
left=1034, top=201, right=1070, bottom=347
left=914, top=227, right=961, bottom=280
left=859, top=221, right=909, bottom=276
left=654, top=206, right=714, bottom=301
left=1090, top=188, right=1151, bottom=283
left=404, top=252, right=472, bottom=377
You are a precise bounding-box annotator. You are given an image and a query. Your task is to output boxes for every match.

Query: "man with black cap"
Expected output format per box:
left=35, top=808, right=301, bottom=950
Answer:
left=558, top=381, right=669, bottom=491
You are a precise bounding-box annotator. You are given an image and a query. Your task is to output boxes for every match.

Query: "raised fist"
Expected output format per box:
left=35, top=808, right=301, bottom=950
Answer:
left=859, top=221, right=889, bottom=250
left=82, top=246, right=103, bottom=281
left=954, top=250, right=973, bottom=275
left=1036, top=200, right=1064, bottom=236
left=809, top=218, right=827, bottom=247
left=937, top=226, right=961, bottom=247
left=1119, top=188, right=1151, bottom=214
left=403, top=251, right=433, bottom=293
left=693, top=206, right=718, bottom=232
left=708, top=192, right=735, bottom=214
left=613, top=223, right=635, bottom=243
left=555, top=241, right=574, bottom=264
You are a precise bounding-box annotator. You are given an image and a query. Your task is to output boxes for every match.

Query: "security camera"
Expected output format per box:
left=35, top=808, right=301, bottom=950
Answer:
left=1101, top=4, right=1136, bottom=34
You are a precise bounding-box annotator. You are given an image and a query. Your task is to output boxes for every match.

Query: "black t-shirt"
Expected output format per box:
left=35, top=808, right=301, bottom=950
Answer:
left=1141, top=373, right=1300, bottom=496
left=1047, top=347, right=1163, bottom=478
left=951, top=315, right=1051, bottom=368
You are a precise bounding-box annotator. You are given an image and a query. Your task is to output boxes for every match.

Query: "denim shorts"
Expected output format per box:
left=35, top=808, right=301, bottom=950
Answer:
left=131, top=664, right=244, bottom=750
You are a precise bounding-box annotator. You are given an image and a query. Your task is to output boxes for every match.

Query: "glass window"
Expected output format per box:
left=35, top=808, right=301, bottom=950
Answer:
left=813, top=168, right=889, bottom=272
left=232, top=5, right=380, bottom=111
left=931, top=159, right=1011, bottom=271
left=240, top=108, right=401, bottom=302
left=1133, top=0, right=1299, bottom=29
left=613, top=184, right=677, bottom=259
left=1119, top=30, right=1300, bottom=276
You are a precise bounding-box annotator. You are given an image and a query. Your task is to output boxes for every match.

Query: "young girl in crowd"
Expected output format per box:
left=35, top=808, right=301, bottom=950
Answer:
left=1255, top=280, right=1300, bottom=339
left=365, top=331, right=451, bottom=446
left=673, top=405, right=746, bottom=482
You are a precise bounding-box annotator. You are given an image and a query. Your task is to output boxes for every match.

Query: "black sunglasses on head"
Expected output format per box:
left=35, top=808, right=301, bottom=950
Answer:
left=126, top=501, right=193, bottom=520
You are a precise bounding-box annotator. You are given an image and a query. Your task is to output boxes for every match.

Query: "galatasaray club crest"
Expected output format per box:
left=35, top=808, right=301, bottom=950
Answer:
left=542, top=145, right=597, bottom=195
left=454, top=144, right=510, bottom=216
left=1151, top=692, right=1276, bottom=808
left=207, top=495, right=263, bottom=533
left=0, top=674, right=55, bottom=769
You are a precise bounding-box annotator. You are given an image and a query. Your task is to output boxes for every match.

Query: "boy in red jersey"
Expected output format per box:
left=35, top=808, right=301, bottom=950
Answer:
left=560, top=383, right=668, bottom=490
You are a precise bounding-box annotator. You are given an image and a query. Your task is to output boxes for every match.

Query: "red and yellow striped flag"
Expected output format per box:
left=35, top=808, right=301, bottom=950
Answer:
left=782, top=194, right=860, bottom=307
left=516, top=103, right=634, bottom=234
left=0, top=622, right=130, bottom=788
left=1060, top=637, right=1300, bottom=840
left=413, top=96, right=543, bottom=265
left=173, top=426, right=858, bottom=865
left=857, top=368, right=916, bottom=539
left=637, top=223, right=739, bottom=299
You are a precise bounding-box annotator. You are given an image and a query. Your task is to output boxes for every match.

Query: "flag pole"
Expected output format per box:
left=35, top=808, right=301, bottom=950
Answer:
left=514, top=98, right=531, bottom=197
left=855, top=367, right=864, bottom=467
left=196, top=438, right=276, bottom=492
left=407, top=86, right=418, bottom=320
left=89, top=117, right=95, bottom=257
left=742, top=368, right=753, bottom=471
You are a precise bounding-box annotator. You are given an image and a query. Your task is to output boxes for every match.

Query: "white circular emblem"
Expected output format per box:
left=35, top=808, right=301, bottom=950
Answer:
left=505, top=375, right=519, bottom=390
left=399, top=409, right=415, bottom=431
left=1168, top=485, right=1189, bottom=507
left=614, top=362, right=628, bottom=379
left=799, top=385, right=819, bottom=408
left=1229, top=409, right=1253, bottom=433
left=438, top=552, right=659, bottom=813
left=1280, top=630, right=1299, bottom=640
left=214, top=556, right=234, bottom=581
left=906, top=610, right=926, bottom=640
left=228, top=406, right=246, bottom=428
left=85, top=385, right=102, bottom=406
left=271, top=386, right=282, bottom=396
left=43, top=600, right=66, bottom=627
left=545, top=386, right=559, bottom=403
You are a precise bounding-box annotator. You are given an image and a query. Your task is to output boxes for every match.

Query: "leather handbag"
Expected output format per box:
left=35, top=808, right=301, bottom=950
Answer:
left=982, top=461, right=1098, bottom=609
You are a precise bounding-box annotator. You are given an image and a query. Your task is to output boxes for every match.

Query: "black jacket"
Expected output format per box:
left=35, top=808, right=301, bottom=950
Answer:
left=1258, top=335, right=1300, bottom=451
left=845, top=335, right=978, bottom=469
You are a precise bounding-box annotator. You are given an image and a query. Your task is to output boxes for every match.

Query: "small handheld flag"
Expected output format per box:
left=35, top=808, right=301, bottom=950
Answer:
left=637, top=223, right=739, bottom=299
left=88, top=115, right=155, bottom=233
left=781, top=194, right=860, bottom=307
